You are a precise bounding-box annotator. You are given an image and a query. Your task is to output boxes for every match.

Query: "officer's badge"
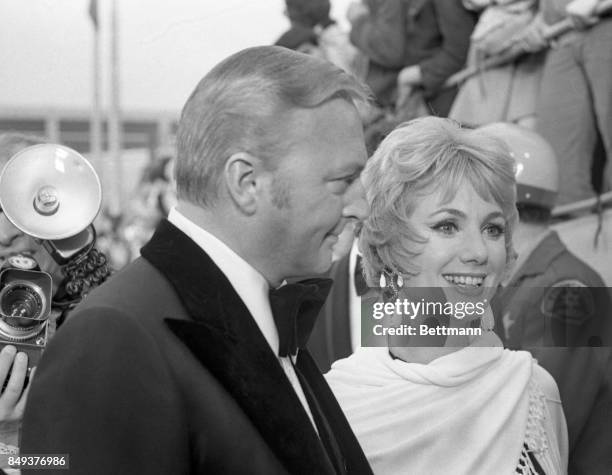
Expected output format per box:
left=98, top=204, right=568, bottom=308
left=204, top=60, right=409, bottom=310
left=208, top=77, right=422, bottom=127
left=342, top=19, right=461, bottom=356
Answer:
left=502, top=311, right=516, bottom=341
left=541, top=279, right=594, bottom=324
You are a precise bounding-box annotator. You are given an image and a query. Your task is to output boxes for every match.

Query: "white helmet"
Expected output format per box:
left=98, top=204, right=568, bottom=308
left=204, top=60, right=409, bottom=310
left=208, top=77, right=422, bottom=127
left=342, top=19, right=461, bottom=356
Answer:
left=479, top=123, right=559, bottom=209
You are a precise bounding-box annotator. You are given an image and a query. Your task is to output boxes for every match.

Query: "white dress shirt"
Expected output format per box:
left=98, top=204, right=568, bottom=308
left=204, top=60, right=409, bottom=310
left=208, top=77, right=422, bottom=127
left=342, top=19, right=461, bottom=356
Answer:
left=348, top=239, right=362, bottom=351
left=167, top=208, right=317, bottom=429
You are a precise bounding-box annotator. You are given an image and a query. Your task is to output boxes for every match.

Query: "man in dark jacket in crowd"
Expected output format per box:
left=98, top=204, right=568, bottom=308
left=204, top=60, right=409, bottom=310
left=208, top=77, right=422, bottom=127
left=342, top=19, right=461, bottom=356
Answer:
left=347, top=0, right=475, bottom=115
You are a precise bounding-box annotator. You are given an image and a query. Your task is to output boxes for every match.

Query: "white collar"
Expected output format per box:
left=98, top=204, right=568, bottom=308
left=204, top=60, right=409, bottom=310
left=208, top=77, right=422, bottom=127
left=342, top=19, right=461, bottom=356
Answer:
left=348, top=238, right=362, bottom=350
left=167, top=207, right=279, bottom=354
left=348, top=238, right=360, bottom=272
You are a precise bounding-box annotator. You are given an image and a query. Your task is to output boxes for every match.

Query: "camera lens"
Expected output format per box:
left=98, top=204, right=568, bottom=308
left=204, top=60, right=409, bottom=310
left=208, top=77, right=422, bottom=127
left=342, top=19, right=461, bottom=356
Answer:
left=0, top=281, right=45, bottom=320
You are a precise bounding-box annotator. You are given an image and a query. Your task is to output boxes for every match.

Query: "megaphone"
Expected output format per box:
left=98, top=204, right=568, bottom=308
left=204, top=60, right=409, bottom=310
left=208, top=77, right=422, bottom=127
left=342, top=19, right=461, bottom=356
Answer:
left=0, top=144, right=102, bottom=263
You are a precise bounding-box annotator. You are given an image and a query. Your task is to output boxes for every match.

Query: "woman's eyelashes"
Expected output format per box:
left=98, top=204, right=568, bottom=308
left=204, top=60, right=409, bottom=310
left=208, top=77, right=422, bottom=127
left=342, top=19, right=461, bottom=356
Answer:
left=431, top=220, right=458, bottom=235
left=483, top=222, right=506, bottom=238
left=430, top=219, right=505, bottom=238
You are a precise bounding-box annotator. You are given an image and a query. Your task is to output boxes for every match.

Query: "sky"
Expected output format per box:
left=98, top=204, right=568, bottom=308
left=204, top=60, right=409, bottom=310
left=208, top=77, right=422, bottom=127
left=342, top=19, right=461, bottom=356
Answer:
left=0, top=0, right=353, bottom=115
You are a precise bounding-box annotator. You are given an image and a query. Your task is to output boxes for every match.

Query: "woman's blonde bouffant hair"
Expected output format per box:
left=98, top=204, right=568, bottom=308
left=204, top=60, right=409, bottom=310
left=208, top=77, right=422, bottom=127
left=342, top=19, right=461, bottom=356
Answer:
left=359, top=117, right=519, bottom=285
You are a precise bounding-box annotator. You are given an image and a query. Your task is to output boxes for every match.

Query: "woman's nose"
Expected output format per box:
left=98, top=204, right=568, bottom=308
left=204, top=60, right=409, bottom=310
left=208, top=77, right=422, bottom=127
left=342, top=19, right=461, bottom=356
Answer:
left=459, top=229, right=488, bottom=265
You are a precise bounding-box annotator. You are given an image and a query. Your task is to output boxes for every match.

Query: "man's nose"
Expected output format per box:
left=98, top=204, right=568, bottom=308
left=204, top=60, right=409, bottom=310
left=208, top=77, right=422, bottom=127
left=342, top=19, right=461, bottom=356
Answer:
left=342, top=180, right=370, bottom=222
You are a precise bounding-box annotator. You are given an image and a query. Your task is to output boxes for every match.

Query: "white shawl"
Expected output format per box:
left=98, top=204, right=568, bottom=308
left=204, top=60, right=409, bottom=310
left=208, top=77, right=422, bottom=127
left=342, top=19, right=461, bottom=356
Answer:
left=326, top=332, right=560, bottom=474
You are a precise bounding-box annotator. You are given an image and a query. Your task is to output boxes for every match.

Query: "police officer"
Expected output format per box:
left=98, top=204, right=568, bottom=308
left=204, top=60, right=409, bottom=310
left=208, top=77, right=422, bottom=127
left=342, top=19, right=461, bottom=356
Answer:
left=483, top=123, right=612, bottom=474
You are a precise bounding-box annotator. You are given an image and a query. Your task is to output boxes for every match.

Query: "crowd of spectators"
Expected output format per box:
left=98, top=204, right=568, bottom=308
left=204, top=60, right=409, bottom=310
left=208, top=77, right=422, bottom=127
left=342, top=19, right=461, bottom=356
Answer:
left=94, top=150, right=177, bottom=269
left=276, top=0, right=612, bottom=207
left=68, top=0, right=612, bottom=278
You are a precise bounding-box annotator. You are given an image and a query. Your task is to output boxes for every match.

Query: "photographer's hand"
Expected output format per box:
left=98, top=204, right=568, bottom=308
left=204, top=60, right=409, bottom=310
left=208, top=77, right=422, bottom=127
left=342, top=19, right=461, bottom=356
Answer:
left=0, top=345, right=32, bottom=423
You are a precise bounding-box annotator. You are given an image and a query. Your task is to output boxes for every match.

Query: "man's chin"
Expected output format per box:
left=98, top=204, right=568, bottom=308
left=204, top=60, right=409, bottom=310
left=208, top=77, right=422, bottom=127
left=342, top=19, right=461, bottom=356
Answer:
left=288, top=254, right=333, bottom=280
left=315, top=259, right=334, bottom=275
left=317, top=244, right=336, bottom=269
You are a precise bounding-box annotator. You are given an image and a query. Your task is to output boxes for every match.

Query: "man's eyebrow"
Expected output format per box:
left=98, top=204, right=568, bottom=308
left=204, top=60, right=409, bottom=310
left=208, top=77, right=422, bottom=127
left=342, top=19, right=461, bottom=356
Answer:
left=351, top=164, right=365, bottom=175
left=331, top=163, right=364, bottom=177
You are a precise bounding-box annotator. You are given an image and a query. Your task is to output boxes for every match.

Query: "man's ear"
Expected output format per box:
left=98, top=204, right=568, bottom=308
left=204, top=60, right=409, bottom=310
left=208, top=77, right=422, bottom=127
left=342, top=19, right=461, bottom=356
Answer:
left=223, top=152, right=265, bottom=214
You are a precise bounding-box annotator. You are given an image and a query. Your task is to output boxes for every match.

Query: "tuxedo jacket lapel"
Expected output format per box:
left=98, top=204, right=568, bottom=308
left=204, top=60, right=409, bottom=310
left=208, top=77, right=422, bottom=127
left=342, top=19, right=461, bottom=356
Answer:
left=298, top=351, right=373, bottom=475
left=141, top=220, right=336, bottom=475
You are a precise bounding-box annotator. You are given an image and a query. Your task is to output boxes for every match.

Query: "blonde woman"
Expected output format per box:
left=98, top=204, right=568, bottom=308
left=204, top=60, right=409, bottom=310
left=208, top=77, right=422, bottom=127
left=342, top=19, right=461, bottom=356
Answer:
left=326, top=117, right=568, bottom=474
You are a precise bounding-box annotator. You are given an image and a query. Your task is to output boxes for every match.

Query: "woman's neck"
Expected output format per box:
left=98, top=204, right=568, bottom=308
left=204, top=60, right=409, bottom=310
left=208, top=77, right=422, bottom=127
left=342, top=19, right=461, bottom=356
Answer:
left=389, top=345, right=459, bottom=364
left=388, top=306, right=487, bottom=364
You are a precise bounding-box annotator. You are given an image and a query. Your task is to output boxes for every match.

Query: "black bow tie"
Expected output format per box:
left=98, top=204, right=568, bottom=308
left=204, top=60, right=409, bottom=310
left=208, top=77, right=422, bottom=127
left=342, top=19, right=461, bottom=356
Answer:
left=354, top=255, right=368, bottom=296
left=269, top=278, right=333, bottom=357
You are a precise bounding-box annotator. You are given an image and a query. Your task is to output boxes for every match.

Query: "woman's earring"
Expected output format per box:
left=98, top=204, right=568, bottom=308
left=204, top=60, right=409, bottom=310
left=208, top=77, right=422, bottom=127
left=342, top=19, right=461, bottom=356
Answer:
left=380, top=270, right=397, bottom=300
left=379, top=269, right=406, bottom=300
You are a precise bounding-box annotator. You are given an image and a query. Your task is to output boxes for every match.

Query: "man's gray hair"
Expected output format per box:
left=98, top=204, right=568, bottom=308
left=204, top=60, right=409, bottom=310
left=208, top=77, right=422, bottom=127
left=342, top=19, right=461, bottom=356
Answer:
left=175, top=45, right=371, bottom=207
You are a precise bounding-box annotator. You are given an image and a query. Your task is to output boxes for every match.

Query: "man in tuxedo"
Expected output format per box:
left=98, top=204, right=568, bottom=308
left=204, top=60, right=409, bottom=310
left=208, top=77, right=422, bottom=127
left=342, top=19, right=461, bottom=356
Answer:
left=20, top=46, right=373, bottom=474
